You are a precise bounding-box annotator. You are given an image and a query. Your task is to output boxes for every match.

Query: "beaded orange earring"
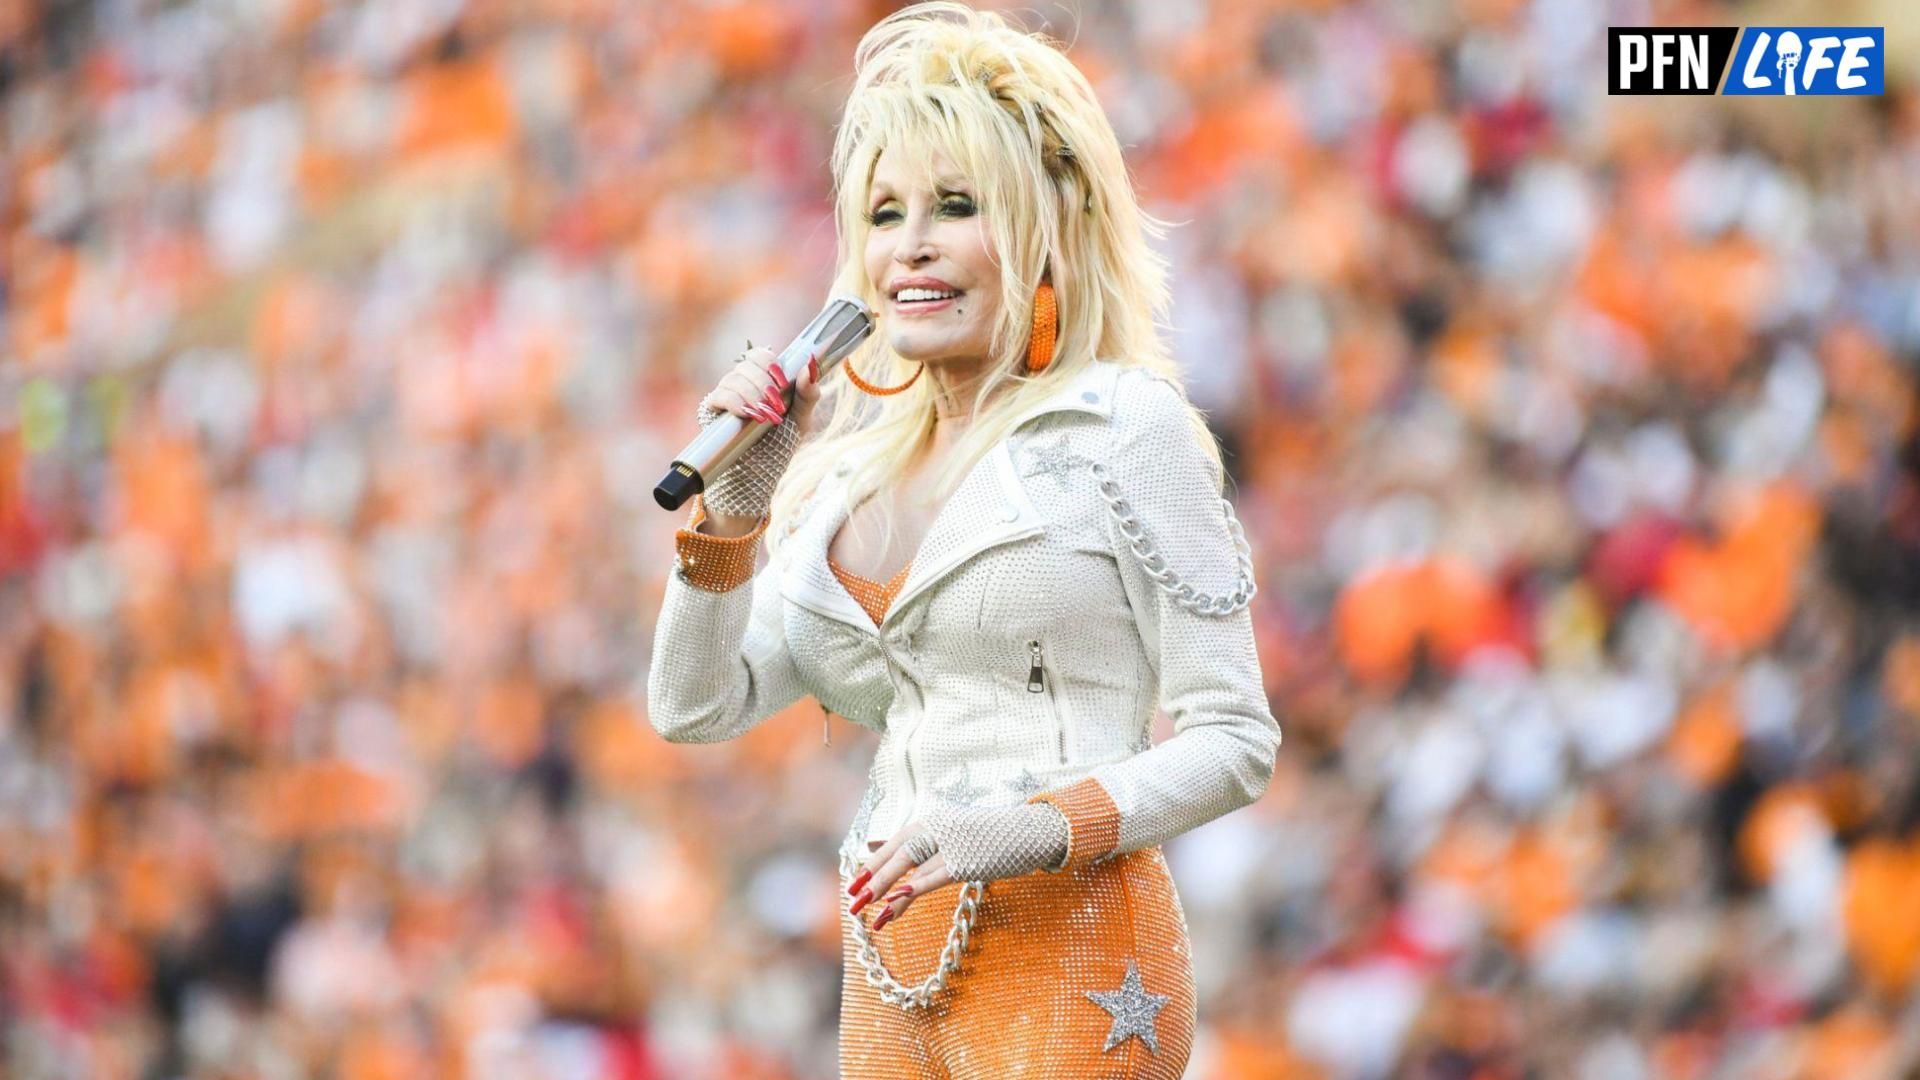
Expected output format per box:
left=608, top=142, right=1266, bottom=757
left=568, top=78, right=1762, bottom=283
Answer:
left=1026, top=282, right=1058, bottom=373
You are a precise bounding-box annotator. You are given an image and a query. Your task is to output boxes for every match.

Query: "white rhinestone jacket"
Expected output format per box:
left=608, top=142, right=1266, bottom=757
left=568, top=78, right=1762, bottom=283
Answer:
left=645, top=360, right=1282, bottom=868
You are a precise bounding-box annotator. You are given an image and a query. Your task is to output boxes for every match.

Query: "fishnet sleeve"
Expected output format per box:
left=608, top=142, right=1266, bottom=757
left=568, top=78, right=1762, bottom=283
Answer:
left=918, top=801, right=1072, bottom=881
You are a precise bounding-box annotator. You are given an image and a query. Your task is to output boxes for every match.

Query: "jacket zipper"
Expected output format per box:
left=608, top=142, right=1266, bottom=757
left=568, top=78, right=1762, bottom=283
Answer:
left=901, top=718, right=919, bottom=810
left=884, top=640, right=920, bottom=825
left=1027, top=639, right=1067, bottom=764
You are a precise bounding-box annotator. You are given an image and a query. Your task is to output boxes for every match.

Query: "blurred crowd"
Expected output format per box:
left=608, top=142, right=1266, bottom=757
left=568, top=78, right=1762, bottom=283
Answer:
left=3, top=0, right=1919, bottom=1077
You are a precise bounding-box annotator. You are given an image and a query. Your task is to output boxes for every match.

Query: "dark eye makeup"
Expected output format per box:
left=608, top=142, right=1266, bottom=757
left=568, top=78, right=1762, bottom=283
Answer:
left=864, top=193, right=976, bottom=227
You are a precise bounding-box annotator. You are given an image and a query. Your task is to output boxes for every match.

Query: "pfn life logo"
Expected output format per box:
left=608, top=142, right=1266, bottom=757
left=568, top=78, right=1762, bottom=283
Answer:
left=1609, top=27, right=1883, bottom=95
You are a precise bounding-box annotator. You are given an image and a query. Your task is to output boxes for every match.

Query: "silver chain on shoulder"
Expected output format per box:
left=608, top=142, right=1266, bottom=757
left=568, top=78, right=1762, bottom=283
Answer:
left=1089, top=461, right=1257, bottom=617
left=839, top=851, right=983, bottom=1010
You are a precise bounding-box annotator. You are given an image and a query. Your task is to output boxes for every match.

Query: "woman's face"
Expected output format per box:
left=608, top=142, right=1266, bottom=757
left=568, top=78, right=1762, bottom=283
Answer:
left=863, top=145, right=1003, bottom=370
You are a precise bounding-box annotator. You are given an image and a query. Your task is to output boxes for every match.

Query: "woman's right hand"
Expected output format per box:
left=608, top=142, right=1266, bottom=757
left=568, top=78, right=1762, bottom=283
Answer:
left=692, top=345, right=826, bottom=535
left=702, top=346, right=825, bottom=441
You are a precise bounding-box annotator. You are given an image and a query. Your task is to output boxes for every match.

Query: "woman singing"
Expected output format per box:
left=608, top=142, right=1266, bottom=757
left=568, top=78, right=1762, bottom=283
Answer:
left=646, top=3, right=1280, bottom=1075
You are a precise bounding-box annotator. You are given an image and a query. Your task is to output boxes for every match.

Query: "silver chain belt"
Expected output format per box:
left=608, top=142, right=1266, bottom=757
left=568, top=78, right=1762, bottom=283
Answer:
left=841, top=851, right=983, bottom=1010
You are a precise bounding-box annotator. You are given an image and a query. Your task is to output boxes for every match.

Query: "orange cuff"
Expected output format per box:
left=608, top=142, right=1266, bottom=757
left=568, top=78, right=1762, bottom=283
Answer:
left=1025, top=776, right=1121, bottom=872
left=674, top=494, right=768, bottom=593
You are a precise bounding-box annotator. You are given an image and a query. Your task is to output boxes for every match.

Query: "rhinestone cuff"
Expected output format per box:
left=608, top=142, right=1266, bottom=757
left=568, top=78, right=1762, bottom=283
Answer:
left=1025, top=776, right=1122, bottom=872
left=674, top=493, right=768, bottom=593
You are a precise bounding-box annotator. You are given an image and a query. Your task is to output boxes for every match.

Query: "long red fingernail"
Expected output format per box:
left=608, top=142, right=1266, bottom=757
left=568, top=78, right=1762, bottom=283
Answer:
left=808, top=355, right=819, bottom=382
left=884, top=884, right=913, bottom=902
left=849, top=869, right=872, bottom=896
left=850, top=888, right=874, bottom=915
left=872, top=906, right=895, bottom=931
left=769, top=365, right=788, bottom=390
left=764, top=389, right=786, bottom=416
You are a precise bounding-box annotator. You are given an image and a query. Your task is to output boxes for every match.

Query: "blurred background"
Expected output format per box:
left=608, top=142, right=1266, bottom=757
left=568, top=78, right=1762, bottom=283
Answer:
left=3, top=0, right=1919, bottom=1076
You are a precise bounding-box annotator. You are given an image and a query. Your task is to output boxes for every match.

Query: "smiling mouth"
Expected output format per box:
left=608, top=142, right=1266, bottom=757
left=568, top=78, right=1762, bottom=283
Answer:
left=893, top=288, right=962, bottom=309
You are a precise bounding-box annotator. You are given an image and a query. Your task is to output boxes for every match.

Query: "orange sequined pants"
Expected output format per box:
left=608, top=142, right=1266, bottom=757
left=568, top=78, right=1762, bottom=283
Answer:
left=839, top=846, right=1197, bottom=1079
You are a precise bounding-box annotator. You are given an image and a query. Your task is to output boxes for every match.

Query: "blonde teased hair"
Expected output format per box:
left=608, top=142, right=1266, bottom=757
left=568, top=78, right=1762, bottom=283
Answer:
left=766, top=1, right=1205, bottom=556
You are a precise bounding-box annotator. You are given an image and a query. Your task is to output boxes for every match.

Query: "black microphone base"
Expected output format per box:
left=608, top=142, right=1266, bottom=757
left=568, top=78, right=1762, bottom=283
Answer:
left=654, top=465, right=704, bottom=512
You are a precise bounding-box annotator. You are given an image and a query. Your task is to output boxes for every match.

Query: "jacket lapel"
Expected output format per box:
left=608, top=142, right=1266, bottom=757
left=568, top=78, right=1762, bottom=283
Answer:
left=781, top=476, right=879, bottom=633
left=779, top=360, right=1123, bottom=634
left=881, top=438, right=1041, bottom=626
left=883, top=361, right=1121, bottom=628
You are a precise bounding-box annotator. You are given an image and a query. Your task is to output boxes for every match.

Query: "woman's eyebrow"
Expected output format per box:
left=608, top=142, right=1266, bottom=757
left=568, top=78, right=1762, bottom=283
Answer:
left=869, top=176, right=971, bottom=199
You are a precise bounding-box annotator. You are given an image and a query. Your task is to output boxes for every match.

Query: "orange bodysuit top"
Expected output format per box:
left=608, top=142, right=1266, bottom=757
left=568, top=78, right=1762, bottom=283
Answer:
left=828, top=556, right=912, bottom=627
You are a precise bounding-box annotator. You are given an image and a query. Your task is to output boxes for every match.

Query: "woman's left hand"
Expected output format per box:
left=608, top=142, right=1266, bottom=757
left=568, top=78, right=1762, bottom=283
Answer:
left=848, top=821, right=956, bottom=932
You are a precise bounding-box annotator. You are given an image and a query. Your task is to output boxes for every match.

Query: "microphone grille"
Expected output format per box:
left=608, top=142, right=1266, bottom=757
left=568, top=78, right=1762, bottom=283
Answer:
left=810, top=295, right=876, bottom=360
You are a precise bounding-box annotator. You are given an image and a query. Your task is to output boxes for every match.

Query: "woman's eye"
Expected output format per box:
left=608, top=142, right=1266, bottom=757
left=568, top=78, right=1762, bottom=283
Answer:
left=864, top=198, right=972, bottom=227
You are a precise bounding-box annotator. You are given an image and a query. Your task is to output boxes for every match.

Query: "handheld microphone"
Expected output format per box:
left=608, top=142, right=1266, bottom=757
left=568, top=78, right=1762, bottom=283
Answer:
left=653, top=294, right=875, bottom=512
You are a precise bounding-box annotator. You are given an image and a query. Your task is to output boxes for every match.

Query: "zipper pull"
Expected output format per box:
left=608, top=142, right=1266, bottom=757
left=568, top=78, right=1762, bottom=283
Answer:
left=1027, top=639, right=1046, bottom=693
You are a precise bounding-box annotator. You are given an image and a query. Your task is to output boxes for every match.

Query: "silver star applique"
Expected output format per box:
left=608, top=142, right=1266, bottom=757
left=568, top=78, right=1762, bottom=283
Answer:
left=1024, top=432, right=1090, bottom=490
left=1086, top=959, right=1170, bottom=1055
left=1006, top=768, right=1047, bottom=798
left=933, top=765, right=989, bottom=807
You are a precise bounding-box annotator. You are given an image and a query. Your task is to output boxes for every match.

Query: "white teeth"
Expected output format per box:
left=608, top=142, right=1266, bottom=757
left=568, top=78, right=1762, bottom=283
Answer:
left=897, top=287, right=958, bottom=302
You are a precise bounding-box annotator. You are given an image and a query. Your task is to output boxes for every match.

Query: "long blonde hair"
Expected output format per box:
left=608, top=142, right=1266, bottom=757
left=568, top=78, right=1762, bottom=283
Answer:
left=767, top=1, right=1203, bottom=555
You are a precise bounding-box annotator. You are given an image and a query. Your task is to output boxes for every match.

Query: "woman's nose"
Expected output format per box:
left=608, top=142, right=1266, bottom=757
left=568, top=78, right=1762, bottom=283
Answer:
left=894, top=211, right=936, bottom=266
left=895, top=235, right=938, bottom=268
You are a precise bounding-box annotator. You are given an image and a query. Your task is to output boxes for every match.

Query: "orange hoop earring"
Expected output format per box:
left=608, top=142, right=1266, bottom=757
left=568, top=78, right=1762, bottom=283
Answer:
left=843, top=359, right=925, bottom=396
left=1026, top=282, right=1058, bottom=373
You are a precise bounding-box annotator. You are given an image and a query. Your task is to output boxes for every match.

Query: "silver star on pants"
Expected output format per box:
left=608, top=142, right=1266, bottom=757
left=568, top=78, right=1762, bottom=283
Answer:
left=1086, top=959, right=1169, bottom=1055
